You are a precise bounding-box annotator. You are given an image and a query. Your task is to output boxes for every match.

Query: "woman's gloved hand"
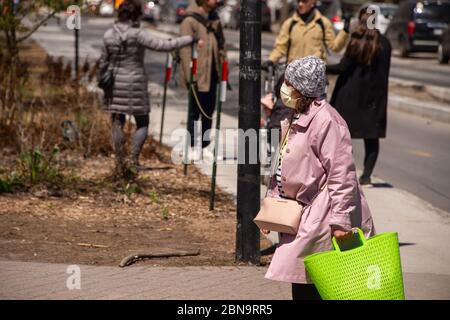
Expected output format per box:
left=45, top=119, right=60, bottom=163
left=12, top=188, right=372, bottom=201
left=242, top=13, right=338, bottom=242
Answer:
left=342, top=13, right=352, bottom=33
left=262, top=60, right=274, bottom=71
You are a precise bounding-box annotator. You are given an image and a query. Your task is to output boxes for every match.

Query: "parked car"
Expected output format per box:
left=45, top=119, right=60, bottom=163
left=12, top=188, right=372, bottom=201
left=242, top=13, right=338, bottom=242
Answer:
left=142, top=0, right=162, bottom=22
left=221, top=0, right=272, bottom=32
left=385, top=0, right=450, bottom=57
left=438, top=25, right=450, bottom=63
left=357, top=3, right=398, bottom=34
left=289, top=0, right=344, bottom=32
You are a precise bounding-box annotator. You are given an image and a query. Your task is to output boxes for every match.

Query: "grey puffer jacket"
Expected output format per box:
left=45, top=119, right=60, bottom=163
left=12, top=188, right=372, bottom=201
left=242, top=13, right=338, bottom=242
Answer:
left=99, top=21, right=193, bottom=115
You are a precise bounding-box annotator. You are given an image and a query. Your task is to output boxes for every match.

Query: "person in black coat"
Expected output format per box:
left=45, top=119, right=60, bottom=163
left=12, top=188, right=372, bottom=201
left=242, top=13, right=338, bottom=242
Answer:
left=327, top=7, right=392, bottom=185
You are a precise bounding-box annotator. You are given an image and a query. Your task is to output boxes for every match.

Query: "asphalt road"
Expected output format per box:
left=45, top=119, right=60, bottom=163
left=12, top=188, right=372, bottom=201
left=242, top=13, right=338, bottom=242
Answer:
left=352, top=109, right=450, bottom=213
left=52, top=16, right=450, bottom=213
left=223, top=28, right=450, bottom=88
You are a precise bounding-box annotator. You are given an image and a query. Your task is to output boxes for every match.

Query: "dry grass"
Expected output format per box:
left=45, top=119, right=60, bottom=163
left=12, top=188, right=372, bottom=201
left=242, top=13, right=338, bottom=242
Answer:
left=1, top=40, right=111, bottom=158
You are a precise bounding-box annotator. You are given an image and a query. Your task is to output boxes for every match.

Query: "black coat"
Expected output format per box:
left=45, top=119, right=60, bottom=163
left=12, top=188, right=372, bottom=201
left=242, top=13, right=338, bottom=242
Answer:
left=327, top=34, right=391, bottom=139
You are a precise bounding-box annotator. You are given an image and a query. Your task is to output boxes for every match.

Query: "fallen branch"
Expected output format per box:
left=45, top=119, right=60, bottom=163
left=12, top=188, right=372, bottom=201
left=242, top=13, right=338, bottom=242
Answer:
left=119, top=250, right=200, bottom=268
left=77, top=243, right=109, bottom=249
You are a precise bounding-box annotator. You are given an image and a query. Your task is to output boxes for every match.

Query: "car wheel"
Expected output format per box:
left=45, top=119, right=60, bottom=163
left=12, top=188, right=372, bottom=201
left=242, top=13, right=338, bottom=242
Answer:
left=399, top=37, right=409, bottom=58
left=438, top=44, right=450, bottom=64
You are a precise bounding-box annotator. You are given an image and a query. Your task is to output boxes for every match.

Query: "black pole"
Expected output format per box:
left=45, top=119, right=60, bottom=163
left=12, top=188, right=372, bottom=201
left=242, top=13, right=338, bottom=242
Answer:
left=75, top=28, right=79, bottom=81
left=236, top=0, right=261, bottom=264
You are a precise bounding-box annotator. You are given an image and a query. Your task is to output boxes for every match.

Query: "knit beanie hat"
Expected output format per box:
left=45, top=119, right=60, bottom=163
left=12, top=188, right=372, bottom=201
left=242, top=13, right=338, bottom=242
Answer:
left=284, top=56, right=327, bottom=98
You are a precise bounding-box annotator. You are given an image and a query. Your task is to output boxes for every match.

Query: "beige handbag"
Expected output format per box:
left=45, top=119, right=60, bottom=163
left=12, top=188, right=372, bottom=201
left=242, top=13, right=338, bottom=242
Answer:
left=253, top=197, right=303, bottom=235
left=253, top=116, right=303, bottom=235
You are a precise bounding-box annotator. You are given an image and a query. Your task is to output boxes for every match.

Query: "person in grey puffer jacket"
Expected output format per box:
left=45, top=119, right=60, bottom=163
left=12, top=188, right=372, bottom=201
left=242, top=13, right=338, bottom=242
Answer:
left=98, top=0, right=197, bottom=173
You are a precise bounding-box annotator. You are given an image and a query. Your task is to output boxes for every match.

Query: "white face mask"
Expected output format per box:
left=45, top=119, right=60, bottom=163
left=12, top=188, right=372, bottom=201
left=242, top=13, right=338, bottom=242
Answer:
left=280, top=83, right=299, bottom=109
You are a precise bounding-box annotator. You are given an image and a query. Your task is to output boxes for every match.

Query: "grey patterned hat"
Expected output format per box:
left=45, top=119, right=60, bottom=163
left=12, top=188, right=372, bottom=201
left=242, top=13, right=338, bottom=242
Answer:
left=284, top=56, right=327, bottom=98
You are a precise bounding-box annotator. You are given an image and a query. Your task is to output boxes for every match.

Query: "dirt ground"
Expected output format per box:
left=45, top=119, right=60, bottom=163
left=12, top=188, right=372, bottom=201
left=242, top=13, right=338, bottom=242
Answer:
left=0, top=139, right=272, bottom=267
left=0, top=39, right=271, bottom=268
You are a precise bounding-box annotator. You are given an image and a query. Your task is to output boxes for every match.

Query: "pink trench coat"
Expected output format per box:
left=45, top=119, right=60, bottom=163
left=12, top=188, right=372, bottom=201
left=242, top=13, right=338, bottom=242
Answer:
left=265, top=99, right=376, bottom=284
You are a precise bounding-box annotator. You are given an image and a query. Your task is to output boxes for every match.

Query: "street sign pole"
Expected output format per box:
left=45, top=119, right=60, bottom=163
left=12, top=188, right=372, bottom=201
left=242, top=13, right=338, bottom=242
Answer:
left=236, top=0, right=261, bottom=264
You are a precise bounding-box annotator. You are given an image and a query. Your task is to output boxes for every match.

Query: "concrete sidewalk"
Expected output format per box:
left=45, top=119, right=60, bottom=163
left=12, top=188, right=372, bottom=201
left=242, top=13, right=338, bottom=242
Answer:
left=0, top=259, right=449, bottom=299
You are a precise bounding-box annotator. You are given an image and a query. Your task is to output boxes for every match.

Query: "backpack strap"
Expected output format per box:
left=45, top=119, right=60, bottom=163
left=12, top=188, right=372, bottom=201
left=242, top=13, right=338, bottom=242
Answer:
left=285, top=17, right=328, bottom=63
left=315, top=18, right=327, bottom=51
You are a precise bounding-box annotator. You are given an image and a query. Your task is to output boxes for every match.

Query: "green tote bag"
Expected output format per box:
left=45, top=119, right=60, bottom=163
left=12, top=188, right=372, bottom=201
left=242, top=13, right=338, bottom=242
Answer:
left=304, top=228, right=405, bottom=300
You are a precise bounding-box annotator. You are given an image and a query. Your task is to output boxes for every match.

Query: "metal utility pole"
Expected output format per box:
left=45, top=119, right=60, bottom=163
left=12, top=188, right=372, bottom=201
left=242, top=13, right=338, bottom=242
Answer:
left=236, top=0, right=261, bottom=264
left=75, top=28, right=79, bottom=82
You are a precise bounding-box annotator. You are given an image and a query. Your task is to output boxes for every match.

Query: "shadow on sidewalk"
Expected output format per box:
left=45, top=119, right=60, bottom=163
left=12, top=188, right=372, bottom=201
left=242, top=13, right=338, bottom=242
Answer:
left=371, top=182, right=394, bottom=188
left=399, top=242, right=416, bottom=247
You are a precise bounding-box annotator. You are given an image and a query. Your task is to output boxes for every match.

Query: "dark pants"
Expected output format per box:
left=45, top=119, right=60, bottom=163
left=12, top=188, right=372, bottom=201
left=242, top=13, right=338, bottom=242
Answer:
left=292, top=283, right=322, bottom=300
left=111, top=113, right=149, bottom=165
left=188, top=62, right=218, bottom=148
left=362, top=138, right=380, bottom=179
left=188, top=88, right=217, bottom=148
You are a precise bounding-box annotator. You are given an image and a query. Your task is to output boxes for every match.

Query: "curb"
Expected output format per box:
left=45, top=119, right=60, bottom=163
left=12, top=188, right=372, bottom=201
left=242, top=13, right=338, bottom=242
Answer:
left=390, top=78, right=450, bottom=104
left=388, top=95, right=450, bottom=124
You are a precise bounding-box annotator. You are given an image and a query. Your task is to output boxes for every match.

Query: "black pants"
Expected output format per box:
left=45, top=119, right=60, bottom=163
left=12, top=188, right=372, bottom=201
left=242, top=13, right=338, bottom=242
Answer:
left=362, top=138, right=380, bottom=179
left=188, top=85, right=217, bottom=148
left=292, top=283, right=322, bottom=300
left=111, top=113, right=149, bottom=164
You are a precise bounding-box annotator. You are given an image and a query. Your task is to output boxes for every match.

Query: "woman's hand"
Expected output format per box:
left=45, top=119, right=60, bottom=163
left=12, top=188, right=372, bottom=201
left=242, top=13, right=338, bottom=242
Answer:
left=331, top=225, right=353, bottom=244
left=192, top=36, right=204, bottom=49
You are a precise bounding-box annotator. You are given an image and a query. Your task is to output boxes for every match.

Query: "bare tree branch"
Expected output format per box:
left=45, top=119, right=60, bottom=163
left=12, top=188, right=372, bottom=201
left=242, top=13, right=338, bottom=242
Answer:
left=17, top=10, right=58, bottom=43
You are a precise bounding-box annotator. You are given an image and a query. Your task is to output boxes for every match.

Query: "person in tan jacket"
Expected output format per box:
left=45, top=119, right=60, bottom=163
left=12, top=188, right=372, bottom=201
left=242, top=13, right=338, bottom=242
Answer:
left=265, top=0, right=350, bottom=66
left=179, top=0, right=226, bottom=160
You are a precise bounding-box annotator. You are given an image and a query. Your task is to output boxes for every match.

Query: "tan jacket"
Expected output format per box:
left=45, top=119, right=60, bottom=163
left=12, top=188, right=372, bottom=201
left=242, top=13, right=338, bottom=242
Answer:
left=180, top=3, right=224, bottom=92
left=269, top=10, right=348, bottom=63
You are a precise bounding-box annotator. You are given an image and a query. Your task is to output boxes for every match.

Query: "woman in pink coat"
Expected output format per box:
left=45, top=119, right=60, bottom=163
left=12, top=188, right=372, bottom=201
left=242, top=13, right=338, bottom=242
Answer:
left=262, top=56, right=376, bottom=300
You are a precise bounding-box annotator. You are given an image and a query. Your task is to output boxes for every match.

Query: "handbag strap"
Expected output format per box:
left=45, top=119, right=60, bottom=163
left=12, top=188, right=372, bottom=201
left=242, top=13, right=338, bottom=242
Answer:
left=265, top=113, right=295, bottom=197
left=265, top=112, right=328, bottom=204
